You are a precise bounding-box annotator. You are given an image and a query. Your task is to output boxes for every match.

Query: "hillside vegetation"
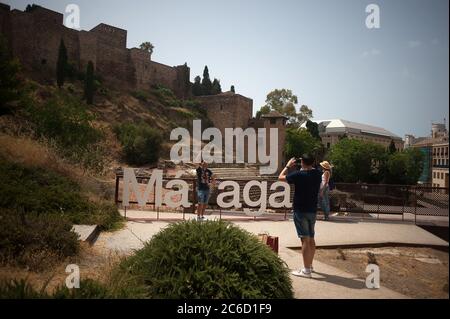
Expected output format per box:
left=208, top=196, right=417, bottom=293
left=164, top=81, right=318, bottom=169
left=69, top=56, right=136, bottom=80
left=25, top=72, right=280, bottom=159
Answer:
left=0, top=34, right=211, bottom=271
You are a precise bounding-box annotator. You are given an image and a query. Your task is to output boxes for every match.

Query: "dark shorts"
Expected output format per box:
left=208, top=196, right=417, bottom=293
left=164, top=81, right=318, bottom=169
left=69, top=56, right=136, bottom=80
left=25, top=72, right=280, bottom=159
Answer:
left=293, top=211, right=317, bottom=238
left=197, top=188, right=210, bottom=204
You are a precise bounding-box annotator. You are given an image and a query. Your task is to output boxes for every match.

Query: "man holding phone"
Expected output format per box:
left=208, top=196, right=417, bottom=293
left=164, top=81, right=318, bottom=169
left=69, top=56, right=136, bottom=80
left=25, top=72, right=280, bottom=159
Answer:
left=278, top=154, right=322, bottom=278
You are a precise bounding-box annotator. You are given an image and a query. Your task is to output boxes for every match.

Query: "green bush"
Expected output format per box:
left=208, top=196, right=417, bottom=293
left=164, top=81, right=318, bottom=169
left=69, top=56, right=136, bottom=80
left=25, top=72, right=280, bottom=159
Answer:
left=26, top=93, right=101, bottom=150
left=0, top=157, right=123, bottom=230
left=131, top=90, right=150, bottom=102
left=152, top=85, right=181, bottom=107
left=0, top=210, right=79, bottom=270
left=117, top=220, right=293, bottom=298
left=114, top=122, right=163, bottom=166
left=24, top=91, right=106, bottom=171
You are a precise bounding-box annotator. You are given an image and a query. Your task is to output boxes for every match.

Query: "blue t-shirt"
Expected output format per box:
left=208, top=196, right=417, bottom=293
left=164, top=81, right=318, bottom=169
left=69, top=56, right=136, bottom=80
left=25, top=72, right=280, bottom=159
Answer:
left=286, top=168, right=322, bottom=213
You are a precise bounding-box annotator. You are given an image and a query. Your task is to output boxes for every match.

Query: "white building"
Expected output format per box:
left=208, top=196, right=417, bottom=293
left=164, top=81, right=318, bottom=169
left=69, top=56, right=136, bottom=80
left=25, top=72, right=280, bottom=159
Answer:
left=302, top=119, right=404, bottom=151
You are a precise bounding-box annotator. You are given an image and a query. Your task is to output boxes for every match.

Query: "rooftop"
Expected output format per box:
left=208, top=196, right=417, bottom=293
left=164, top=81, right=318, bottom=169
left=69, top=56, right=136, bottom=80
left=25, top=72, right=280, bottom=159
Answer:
left=302, top=119, right=401, bottom=139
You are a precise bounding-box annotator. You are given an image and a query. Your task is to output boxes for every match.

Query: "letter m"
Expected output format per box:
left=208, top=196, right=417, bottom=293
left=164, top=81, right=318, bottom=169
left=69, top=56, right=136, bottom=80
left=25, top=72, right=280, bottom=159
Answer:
left=123, top=168, right=163, bottom=208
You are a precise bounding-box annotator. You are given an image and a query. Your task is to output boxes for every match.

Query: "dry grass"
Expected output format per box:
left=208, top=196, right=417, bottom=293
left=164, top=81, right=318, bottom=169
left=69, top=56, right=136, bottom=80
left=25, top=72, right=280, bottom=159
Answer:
left=0, top=134, right=117, bottom=202
left=0, top=243, right=125, bottom=295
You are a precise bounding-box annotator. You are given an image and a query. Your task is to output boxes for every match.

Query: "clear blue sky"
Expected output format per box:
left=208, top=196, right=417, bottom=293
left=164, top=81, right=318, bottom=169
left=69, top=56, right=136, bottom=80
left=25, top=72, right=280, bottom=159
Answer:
left=5, top=0, right=449, bottom=138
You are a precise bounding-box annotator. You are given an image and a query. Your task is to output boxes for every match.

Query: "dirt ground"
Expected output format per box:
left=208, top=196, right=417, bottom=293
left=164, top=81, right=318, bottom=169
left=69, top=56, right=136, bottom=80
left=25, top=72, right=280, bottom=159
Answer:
left=0, top=243, right=122, bottom=294
left=314, top=246, right=449, bottom=299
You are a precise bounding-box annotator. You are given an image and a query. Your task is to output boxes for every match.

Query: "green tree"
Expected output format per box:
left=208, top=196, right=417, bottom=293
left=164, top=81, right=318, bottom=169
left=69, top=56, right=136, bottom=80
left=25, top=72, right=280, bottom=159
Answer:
left=230, top=85, right=235, bottom=93
left=384, top=148, right=424, bottom=185
left=201, top=66, right=212, bottom=95
left=56, top=39, right=68, bottom=88
left=192, top=76, right=203, bottom=96
left=0, top=35, right=21, bottom=114
left=388, top=139, right=397, bottom=154
left=259, top=89, right=313, bottom=127
left=211, top=78, right=222, bottom=95
left=329, top=138, right=386, bottom=183
left=84, top=61, right=95, bottom=104
left=139, top=42, right=154, bottom=55
left=297, top=105, right=313, bottom=125
left=285, top=128, right=323, bottom=161
left=306, top=120, right=320, bottom=140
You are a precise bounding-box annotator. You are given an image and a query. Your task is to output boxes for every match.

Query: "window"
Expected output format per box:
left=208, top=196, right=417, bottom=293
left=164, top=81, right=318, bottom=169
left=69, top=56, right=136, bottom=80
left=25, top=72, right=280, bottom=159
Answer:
left=441, top=172, right=444, bottom=179
left=270, top=118, right=276, bottom=125
left=433, top=172, right=436, bottom=178
left=327, top=142, right=331, bottom=149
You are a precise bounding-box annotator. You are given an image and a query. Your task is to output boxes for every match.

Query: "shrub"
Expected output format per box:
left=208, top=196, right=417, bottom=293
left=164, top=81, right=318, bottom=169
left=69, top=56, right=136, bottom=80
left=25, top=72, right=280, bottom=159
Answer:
left=24, top=91, right=106, bottom=171
left=0, top=209, right=79, bottom=270
left=117, top=220, right=293, bottom=298
left=152, top=85, right=180, bottom=107
left=131, top=90, right=150, bottom=102
left=114, top=122, right=163, bottom=166
left=0, top=157, right=123, bottom=230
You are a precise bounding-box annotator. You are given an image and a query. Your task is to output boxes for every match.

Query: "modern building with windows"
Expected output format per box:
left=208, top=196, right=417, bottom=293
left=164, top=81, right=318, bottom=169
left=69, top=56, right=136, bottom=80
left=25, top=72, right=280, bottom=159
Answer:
left=301, top=119, right=404, bottom=151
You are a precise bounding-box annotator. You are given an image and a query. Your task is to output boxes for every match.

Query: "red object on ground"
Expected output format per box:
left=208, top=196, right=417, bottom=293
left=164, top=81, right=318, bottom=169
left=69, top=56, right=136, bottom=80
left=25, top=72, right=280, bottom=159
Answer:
left=258, top=234, right=279, bottom=254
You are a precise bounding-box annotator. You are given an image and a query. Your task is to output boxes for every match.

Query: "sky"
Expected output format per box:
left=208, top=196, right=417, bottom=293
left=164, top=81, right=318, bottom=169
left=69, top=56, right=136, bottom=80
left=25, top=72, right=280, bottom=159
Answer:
left=5, top=0, right=449, bottom=138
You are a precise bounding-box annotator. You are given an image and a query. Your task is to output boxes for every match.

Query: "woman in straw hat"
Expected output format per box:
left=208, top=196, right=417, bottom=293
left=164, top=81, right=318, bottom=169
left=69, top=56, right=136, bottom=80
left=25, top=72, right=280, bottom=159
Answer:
left=319, top=161, right=332, bottom=221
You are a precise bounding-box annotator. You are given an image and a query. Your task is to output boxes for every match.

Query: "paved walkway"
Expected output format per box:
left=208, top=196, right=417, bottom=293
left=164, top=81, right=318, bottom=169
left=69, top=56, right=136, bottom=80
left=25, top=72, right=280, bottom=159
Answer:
left=93, top=211, right=448, bottom=298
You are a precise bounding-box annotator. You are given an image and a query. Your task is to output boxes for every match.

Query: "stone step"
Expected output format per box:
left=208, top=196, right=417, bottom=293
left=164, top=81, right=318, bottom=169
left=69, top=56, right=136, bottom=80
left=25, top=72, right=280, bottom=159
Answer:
left=71, top=225, right=99, bottom=244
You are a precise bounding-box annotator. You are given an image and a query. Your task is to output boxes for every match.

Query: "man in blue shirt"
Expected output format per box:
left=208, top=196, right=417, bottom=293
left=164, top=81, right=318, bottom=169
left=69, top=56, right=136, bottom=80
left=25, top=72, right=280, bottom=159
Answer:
left=278, top=154, right=322, bottom=278
left=196, top=161, right=215, bottom=221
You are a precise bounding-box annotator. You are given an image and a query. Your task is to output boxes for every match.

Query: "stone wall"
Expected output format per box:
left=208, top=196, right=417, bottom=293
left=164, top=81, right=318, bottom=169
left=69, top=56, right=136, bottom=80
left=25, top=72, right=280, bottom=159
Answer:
left=0, top=3, right=190, bottom=97
left=196, top=93, right=253, bottom=135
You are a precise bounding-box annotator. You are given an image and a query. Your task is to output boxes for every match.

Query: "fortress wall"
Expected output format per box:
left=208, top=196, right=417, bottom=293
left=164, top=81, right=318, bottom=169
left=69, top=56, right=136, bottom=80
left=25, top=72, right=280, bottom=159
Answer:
left=0, top=3, right=10, bottom=40
left=148, top=61, right=178, bottom=89
left=78, top=30, right=97, bottom=69
left=90, top=23, right=127, bottom=48
left=196, top=94, right=253, bottom=135
left=1, top=3, right=191, bottom=97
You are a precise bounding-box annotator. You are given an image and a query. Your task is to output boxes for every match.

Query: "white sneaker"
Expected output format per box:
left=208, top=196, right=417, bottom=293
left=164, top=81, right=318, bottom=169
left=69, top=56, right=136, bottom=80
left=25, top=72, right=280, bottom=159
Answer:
left=291, top=269, right=312, bottom=278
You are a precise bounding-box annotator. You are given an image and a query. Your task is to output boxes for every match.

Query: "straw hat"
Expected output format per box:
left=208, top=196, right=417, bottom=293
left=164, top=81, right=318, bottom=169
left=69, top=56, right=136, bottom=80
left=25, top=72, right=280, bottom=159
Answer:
left=320, top=161, right=332, bottom=170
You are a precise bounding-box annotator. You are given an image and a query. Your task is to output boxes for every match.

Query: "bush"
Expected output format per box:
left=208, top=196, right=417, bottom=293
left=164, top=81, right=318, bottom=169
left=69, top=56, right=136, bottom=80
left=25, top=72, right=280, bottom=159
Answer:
left=0, top=157, right=123, bottom=230
left=114, top=122, right=163, bottom=166
left=117, top=220, right=293, bottom=298
left=131, top=90, right=150, bottom=102
left=0, top=210, right=79, bottom=270
left=152, top=85, right=180, bottom=107
left=24, top=91, right=106, bottom=171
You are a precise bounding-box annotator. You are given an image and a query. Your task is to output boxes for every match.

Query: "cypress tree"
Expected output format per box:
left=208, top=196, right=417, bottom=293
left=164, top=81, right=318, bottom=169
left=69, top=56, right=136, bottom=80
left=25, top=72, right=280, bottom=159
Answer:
left=192, top=76, right=203, bottom=96
left=84, top=61, right=95, bottom=104
left=56, top=39, right=68, bottom=88
left=201, top=66, right=212, bottom=95
left=211, top=78, right=222, bottom=95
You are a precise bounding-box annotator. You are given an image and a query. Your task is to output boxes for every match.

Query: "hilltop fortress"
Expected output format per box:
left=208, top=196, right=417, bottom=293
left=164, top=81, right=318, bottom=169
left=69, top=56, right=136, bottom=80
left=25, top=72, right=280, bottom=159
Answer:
left=0, top=3, right=190, bottom=97
left=0, top=3, right=288, bottom=172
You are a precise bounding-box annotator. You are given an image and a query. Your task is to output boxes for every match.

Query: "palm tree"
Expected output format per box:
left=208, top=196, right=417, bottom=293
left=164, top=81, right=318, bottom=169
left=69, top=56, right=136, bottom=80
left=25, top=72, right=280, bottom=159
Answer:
left=139, top=42, right=154, bottom=55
